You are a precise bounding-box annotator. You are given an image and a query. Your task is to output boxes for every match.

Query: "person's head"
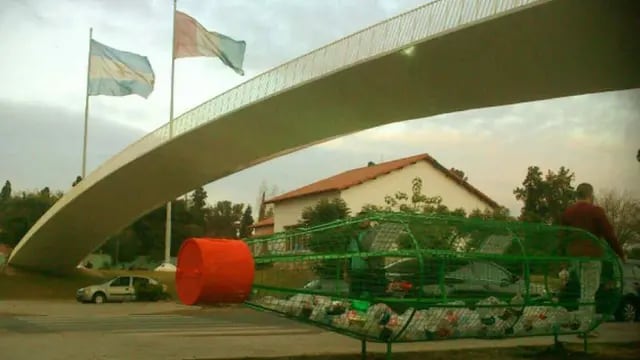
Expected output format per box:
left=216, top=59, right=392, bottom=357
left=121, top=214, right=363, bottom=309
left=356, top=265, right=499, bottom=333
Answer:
left=575, top=183, right=594, bottom=203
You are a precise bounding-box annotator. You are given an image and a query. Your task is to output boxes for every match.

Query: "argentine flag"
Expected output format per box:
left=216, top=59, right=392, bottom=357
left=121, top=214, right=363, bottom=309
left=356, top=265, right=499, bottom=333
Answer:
left=88, top=39, right=155, bottom=98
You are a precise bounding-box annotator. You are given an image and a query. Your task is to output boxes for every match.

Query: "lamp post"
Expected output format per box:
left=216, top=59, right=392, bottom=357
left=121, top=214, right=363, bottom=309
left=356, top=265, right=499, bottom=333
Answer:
left=233, top=220, right=241, bottom=239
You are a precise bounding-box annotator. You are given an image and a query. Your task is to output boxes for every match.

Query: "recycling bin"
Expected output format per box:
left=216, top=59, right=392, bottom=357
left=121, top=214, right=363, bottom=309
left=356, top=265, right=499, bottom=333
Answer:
left=176, top=212, right=623, bottom=352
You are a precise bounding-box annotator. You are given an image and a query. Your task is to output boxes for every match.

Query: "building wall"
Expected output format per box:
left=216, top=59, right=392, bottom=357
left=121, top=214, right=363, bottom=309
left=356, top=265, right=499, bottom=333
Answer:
left=340, top=161, right=493, bottom=214
left=272, top=191, right=341, bottom=232
left=253, top=225, right=274, bottom=237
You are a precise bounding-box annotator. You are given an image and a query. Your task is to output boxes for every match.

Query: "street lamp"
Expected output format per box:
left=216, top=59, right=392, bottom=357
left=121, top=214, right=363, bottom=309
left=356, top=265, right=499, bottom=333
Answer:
left=233, top=220, right=241, bottom=239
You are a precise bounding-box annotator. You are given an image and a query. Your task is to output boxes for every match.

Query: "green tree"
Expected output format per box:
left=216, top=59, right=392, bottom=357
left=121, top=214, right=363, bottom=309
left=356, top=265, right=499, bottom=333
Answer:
left=239, top=205, right=254, bottom=238
left=206, top=200, right=244, bottom=238
left=105, top=198, right=201, bottom=262
left=171, top=198, right=202, bottom=253
left=130, top=205, right=168, bottom=261
left=0, top=190, right=61, bottom=247
left=191, top=187, right=207, bottom=211
left=256, top=181, right=279, bottom=220
left=190, top=186, right=208, bottom=227
left=0, top=180, right=11, bottom=203
left=301, top=198, right=351, bottom=228
left=72, top=176, right=82, bottom=187
left=513, top=166, right=576, bottom=224
left=468, top=206, right=513, bottom=221
left=257, top=191, right=267, bottom=221
left=597, top=189, right=640, bottom=248
left=102, top=228, right=141, bottom=265
left=39, top=187, right=50, bottom=198
left=299, top=198, right=352, bottom=277
left=383, top=177, right=446, bottom=213
left=357, top=203, right=383, bottom=216
left=360, top=176, right=513, bottom=251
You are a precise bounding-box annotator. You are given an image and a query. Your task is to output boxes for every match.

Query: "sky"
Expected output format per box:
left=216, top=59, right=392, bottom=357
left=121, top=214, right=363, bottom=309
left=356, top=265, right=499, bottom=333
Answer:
left=0, top=0, right=638, bottom=218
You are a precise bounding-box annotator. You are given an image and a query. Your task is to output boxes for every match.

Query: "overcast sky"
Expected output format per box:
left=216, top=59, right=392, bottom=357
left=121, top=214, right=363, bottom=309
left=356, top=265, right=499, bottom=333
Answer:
left=1, top=0, right=638, bottom=217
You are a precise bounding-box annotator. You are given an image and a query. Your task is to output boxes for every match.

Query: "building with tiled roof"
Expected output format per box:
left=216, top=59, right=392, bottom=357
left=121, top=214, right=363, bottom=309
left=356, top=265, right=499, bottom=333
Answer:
left=252, top=217, right=275, bottom=236
left=263, top=153, right=500, bottom=233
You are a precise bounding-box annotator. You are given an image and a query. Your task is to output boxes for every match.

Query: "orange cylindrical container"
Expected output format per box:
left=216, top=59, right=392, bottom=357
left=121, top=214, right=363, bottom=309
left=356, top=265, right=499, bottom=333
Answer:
left=175, top=238, right=255, bottom=305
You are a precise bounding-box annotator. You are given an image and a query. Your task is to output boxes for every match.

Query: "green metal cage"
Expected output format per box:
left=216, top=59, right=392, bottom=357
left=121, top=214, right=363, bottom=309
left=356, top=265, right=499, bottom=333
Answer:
left=245, top=212, right=623, bottom=346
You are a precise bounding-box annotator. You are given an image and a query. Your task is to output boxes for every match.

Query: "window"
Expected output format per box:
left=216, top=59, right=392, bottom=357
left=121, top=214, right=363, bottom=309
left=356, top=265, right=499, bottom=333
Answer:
left=386, top=258, right=420, bottom=274
left=110, top=277, right=130, bottom=287
left=133, top=277, right=150, bottom=287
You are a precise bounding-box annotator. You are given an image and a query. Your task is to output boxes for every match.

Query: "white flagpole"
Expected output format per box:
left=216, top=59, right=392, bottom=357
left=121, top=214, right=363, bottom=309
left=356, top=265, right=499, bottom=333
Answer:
left=82, top=27, right=93, bottom=179
left=164, top=0, right=178, bottom=264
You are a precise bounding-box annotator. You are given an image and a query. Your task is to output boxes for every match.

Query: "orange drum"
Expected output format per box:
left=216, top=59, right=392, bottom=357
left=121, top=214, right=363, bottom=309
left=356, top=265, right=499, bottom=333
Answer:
left=175, top=238, right=255, bottom=305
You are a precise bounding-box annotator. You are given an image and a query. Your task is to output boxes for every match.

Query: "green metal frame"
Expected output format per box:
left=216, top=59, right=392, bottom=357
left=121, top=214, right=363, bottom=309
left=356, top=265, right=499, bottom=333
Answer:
left=245, top=212, right=623, bottom=358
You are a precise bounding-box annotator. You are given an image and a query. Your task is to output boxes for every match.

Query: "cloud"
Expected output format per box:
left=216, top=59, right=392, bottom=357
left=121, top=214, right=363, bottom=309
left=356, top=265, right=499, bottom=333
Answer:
left=0, top=101, right=145, bottom=192
left=0, top=0, right=431, bottom=207
left=1, top=0, right=637, bottom=221
left=0, top=0, right=430, bottom=133
left=312, top=89, right=640, bottom=215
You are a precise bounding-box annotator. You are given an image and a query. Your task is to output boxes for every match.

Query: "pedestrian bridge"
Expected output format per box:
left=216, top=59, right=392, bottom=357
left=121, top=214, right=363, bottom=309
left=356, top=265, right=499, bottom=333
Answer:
left=8, top=0, right=640, bottom=272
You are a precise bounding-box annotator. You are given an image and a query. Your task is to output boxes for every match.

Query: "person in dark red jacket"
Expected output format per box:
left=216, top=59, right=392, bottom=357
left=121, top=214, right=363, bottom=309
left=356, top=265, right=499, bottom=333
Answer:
left=560, top=183, right=625, bottom=260
left=560, top=182, right=625, bottom=336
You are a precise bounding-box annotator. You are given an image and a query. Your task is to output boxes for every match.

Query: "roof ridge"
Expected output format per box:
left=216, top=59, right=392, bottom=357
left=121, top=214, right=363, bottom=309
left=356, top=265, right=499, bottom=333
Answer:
left=266, top=153, right=430, bottom=203
left=265, top=152, right=499, bottom=209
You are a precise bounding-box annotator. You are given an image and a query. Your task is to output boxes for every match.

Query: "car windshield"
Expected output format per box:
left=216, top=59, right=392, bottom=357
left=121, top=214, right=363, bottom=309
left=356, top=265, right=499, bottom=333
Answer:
left=385, top=258, right=512, bottom=284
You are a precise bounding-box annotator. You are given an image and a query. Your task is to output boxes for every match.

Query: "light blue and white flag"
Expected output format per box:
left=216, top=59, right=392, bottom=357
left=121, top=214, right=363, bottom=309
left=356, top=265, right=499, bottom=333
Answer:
left=88, top=39, right=155, bottom=98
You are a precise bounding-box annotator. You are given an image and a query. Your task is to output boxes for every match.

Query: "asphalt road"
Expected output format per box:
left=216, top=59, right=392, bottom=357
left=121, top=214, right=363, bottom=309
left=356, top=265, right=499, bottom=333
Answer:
left=0, top=308, right=318, bottom=337
left=1, top=301, right=639, bottom=360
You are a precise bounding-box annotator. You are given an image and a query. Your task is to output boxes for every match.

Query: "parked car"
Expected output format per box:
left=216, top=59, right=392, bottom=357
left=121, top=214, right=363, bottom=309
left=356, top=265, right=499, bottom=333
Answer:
left=615, top=259, right=640, bottom=322
left=76, top=275, right=167, bottom=304
left=302, top=279, right=349, bottom=295
left=299, top=257, right=546, bottom=304
left=384, top=257, right=547, bottom=300
left=555, top=259, right=639, bottom=322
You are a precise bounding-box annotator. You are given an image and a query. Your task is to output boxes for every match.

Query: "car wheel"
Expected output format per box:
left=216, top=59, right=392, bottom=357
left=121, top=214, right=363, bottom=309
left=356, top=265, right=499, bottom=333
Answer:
left=616, top=298, right=637, bottom=322
left=93, top=293, right=106, bottom=304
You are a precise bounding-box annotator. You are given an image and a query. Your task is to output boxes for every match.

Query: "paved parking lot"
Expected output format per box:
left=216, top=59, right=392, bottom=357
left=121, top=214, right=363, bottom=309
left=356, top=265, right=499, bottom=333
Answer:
left=1, top=301, right=639, bottom=360
left=0, top=301, right=320, bottom=336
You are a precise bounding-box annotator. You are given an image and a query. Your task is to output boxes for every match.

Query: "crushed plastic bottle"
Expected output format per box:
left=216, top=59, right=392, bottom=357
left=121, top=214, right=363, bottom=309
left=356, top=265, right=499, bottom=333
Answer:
left=455, top=308, right=482, bottom=337
left=509, top=291, right=525, bottom=315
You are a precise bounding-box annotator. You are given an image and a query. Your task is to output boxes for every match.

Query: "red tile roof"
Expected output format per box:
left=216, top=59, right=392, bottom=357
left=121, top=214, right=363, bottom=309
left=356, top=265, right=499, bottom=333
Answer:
left=252, top=217, right=274, bottom=228
left=265, top=153, right=499, bottom=209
